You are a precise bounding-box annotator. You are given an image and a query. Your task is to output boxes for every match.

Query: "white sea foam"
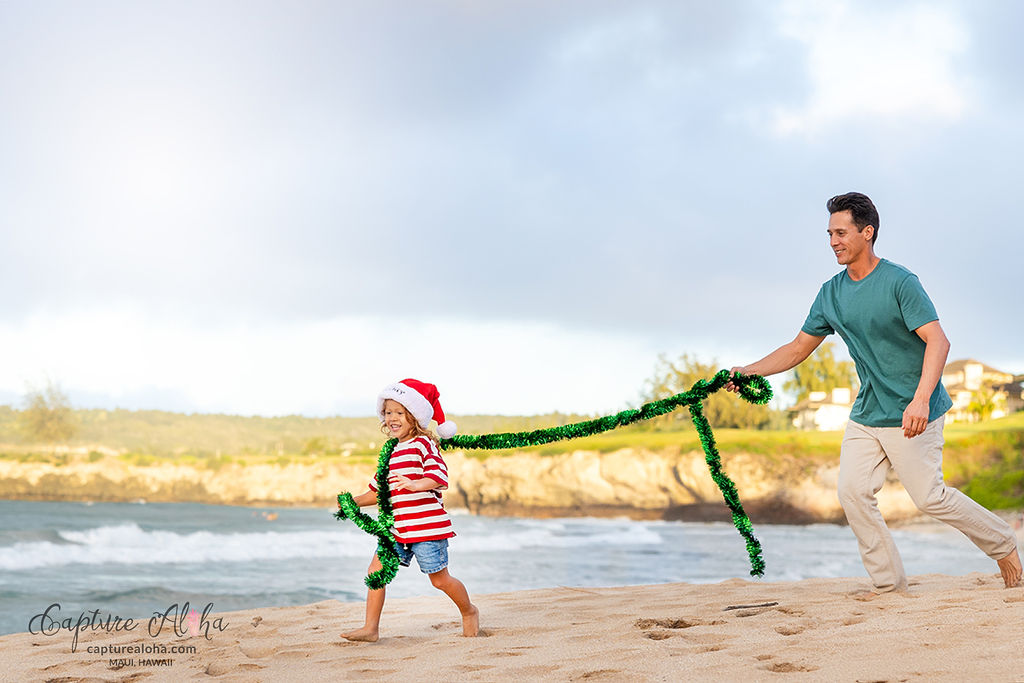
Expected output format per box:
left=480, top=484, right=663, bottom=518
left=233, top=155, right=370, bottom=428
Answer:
left=0, top=524, right=375, bottom=570
left=0, top=521, right=662, bottom=570
left=457, top=524, right=662, bottom=552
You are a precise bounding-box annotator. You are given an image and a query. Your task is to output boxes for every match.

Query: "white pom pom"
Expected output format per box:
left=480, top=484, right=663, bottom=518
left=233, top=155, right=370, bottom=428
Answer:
left=437, top=420, right=457, bottom=439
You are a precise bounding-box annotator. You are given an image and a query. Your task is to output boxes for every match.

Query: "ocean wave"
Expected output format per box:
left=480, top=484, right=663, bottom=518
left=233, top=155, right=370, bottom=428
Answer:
left=0, top=524, right=377, bottom=571
left=0, top=528, right=77, bottom=546
left=457, top=524, right=663, bottom=552
left=0, top=521, right=663, bottom=570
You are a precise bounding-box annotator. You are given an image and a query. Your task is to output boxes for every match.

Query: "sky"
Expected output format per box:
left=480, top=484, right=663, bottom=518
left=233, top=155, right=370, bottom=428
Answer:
left=1, top=0, right=1022, bottom=418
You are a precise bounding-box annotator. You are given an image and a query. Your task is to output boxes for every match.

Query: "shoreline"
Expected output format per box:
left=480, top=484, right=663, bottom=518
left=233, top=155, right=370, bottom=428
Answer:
left=3, top=574, right=1022, bottom=681
left=4, top=496, right=1022, bottom=531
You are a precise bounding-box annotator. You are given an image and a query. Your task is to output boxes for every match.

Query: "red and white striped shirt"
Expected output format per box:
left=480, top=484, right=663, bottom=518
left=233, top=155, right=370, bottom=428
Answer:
left=368, top=436, right=455, bottom=543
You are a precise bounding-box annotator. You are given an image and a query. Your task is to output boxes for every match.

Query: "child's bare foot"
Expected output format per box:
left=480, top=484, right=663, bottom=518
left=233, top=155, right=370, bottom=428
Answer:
left=461, top=605, right=479, bottom=637
left=340, top=627, right=379, bottom=642
left=997, top=548, right=1022, bottom=588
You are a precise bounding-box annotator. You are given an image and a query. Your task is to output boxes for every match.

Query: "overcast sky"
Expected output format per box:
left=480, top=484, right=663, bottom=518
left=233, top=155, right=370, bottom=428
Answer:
left=1, top=1, right=1021, bottom=418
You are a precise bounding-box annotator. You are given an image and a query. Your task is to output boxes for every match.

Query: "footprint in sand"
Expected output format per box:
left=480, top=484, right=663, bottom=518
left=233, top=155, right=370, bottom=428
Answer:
left=206, top=661, right=234, bottom=676
left=685, top=633, right=735, bottom=645
left=574, top=669, right=622, bottom=680
left=239, top=644, right=277, bottom=659
left=430, top=621, right=493, bottom=637
left=636, top=618, right=696, bottom=640
left=762, top=661, right=820, bottom=673
left=634, top=618, right=699, bottom=630
left=635, top=617, right=733, bottom=641
left=643, top=631, right=672, bottom=641
left=698, top=645, right=726, bottom=653
left=775, top=606, right=805, bottom=616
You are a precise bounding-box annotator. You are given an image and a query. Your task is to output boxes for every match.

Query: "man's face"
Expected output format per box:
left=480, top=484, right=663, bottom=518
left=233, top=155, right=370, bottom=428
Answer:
left=827, top=210, right=873, bottom=265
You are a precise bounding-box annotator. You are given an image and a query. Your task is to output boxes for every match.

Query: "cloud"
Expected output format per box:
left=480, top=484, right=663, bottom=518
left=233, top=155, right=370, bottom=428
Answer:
left=0, top=1, right=1021, bottom=415
left=0, top=307, right=669, bottom=416
left=769, top=1, right=970, bottom=136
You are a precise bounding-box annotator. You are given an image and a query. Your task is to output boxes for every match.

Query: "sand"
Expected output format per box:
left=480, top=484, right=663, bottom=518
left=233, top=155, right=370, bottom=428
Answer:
left=3, top=572, right=1023, bottom=682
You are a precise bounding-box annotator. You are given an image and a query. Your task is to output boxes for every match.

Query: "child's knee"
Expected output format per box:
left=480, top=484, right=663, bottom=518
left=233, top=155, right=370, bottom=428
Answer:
left=428, top=571, right=450, bottom=589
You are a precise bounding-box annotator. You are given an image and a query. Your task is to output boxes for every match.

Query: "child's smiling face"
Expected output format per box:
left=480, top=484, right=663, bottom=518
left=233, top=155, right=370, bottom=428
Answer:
left=382, top=399, right=416, bottom=441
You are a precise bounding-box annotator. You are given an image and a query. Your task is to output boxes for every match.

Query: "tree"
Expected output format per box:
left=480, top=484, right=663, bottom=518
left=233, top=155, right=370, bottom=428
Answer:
left=20, top=380, right=77, bottom=443
left=966, top=386, right=1003, bottom=423
left=783, top=342, right=858, bottom=402
left=643, top=353, right=773, bottom=429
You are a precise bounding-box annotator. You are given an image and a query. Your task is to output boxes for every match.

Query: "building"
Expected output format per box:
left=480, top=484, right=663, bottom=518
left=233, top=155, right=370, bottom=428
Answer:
left=790, top=387, right=854, bottom=431
left=940, top=359, right=1021, bottom=423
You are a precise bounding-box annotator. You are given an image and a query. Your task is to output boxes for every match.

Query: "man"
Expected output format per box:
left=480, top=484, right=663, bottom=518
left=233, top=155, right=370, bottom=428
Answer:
left=727, top=192, right=1022, bottom=593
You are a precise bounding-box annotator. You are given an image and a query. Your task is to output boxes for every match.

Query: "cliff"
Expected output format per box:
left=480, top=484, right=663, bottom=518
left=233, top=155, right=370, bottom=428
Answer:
left=0, top=448, right=924, bottom=523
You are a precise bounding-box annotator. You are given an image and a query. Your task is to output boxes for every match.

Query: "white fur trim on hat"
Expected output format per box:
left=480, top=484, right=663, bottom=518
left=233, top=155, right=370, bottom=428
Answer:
left=377, top=381, right=434, bottom=429
left=437, top=420, right=457, bottom=439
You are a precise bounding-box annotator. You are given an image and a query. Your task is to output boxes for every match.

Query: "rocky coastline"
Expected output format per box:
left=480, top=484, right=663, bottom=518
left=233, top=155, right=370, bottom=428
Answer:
left=0, top=447, right=929, bottom=524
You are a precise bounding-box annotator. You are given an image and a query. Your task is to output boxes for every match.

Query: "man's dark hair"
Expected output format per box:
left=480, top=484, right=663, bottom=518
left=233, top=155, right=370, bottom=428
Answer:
left=826, top=192, right=879, bottom=245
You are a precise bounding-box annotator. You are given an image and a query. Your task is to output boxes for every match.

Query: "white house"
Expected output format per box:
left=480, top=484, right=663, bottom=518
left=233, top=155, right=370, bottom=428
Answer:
left=790, top=387, right=854, bottom=431
left=940, top=359, right=1020, bottom=423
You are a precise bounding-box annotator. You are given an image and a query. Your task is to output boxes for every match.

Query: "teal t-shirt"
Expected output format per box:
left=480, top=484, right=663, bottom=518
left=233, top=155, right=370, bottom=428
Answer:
left=801, top=259, right=952, bottom=427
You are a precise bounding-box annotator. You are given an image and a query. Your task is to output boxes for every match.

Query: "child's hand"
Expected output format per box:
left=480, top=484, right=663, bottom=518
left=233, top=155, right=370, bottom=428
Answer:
left=388, top=474, right=415, bottom=491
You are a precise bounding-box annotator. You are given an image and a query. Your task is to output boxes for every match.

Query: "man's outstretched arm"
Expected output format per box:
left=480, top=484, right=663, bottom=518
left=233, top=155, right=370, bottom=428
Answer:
left=901, top=320, right=950, bottom=438
left=725, top=331, right=826, bottom=392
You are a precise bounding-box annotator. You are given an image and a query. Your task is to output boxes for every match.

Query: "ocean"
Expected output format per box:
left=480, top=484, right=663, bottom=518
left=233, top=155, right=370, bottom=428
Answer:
left=0, top=499, right=1005, bottom=637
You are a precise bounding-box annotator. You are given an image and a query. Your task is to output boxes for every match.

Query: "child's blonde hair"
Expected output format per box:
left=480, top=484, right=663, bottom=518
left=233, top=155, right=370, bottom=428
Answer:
left=379, top=399, right=440, bottom=445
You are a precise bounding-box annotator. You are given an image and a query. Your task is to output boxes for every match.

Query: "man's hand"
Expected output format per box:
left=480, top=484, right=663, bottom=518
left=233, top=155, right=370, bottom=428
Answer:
left=902, top=398, right=930, bottom=438
left=724, top=366, right=746, bottom=393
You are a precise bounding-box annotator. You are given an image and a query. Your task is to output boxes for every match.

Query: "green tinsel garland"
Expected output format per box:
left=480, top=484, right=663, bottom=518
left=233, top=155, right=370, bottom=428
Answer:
left=336, top=370, right=772, bottom=586
left=334, top=439, right=401, bottom=589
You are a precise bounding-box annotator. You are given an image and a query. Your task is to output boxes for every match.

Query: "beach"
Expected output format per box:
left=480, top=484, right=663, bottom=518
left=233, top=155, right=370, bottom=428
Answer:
left=4, top=572, right=1022, bottom=682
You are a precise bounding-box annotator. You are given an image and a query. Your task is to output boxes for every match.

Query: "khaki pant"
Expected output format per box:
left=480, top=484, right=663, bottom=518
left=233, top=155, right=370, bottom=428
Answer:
left=838, top=416, right=1016, bottom=592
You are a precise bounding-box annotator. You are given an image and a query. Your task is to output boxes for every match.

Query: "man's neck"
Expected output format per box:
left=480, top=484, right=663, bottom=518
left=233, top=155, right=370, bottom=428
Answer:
left=846, top=253, right=881, bottom=281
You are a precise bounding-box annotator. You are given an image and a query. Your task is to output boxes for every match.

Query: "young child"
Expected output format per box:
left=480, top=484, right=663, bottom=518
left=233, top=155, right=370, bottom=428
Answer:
left=340, top=378, right=479, bottom=641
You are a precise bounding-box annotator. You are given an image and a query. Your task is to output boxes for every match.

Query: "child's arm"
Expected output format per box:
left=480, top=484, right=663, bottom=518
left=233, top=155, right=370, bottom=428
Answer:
left=387, top=474, right=441, bottom=493
left=346, top=489, right=377, bottom=507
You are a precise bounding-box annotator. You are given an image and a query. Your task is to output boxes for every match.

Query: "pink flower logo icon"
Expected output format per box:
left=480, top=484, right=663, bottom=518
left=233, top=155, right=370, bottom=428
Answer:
left=187, top=609, right=200, bottom=637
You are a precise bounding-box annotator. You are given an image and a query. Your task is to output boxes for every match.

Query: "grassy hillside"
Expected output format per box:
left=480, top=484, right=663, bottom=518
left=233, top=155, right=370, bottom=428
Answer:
left=943, top=411, right=1024, bottom=509
left=1, top=405, right=1021, bottom=509
left=0, top=406, right=594, bottom=460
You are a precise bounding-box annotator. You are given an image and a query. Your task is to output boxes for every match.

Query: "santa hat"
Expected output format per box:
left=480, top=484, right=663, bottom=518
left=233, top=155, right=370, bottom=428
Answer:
left=377, top=379, right=458, bottom=439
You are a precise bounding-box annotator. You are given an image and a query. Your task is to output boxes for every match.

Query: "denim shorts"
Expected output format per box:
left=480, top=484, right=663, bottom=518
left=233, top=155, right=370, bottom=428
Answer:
left=393, top=539, right=449, bottom=575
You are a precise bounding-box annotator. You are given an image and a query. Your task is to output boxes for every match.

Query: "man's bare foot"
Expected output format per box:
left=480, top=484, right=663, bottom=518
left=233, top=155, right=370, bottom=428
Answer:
left=848, top=590, right=881, bottom=602
left=997, top=548, right=1022, bottom=588
left=461, top=605, right=479, bottom=637
left=340, top=626, right=379, bottom=642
